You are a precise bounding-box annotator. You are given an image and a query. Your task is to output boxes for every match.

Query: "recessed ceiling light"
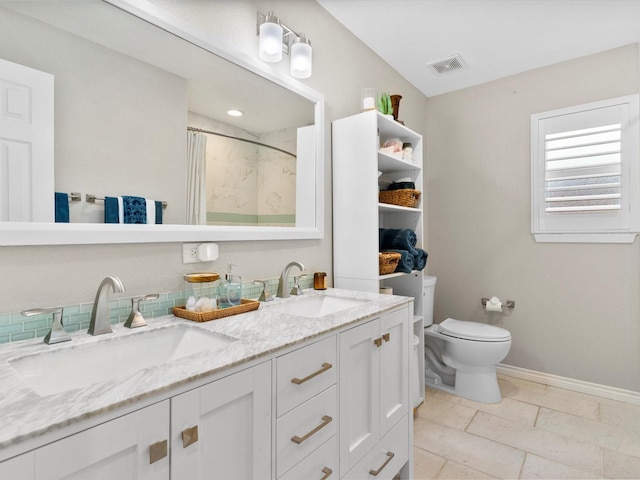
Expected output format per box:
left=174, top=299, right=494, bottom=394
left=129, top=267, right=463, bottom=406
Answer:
left=227, top=109, right=243, bottom=117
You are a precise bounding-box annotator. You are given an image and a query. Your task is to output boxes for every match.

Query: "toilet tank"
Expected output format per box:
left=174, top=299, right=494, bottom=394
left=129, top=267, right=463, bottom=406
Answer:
left=423, top=275, right=437, bottom=327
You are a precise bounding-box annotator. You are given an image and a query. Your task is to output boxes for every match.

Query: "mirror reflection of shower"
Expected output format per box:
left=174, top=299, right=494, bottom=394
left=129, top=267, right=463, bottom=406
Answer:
left=187, top=117, right=296, bottom=227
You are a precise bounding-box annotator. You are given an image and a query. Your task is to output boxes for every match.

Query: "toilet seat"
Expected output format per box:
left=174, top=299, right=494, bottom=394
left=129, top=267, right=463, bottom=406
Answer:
left=439, top=318, right=511, bottom=342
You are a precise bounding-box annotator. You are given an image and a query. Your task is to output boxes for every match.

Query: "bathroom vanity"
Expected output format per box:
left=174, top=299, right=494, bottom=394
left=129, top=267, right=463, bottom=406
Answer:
left=0, top=289, right=414, bottom=479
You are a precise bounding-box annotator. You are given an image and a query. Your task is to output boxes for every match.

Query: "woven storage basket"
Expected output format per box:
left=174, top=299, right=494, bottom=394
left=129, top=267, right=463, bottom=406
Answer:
left=379, top=252, right=401, bottom=275
left=173, top=298, right=259, bottom=322
left=379, top=189, right=421, bottom=208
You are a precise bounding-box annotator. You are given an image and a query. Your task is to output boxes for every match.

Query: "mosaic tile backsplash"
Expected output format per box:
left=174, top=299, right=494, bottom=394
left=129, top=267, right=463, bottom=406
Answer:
left=0, top=276, right=314, bottom=345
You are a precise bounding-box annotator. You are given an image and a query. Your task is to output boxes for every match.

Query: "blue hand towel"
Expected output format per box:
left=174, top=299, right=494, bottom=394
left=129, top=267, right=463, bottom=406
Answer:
left=382, top=249, right=414, bottom=273
left=104, top=196, right=120, bottom=223
left=122, top=196, right=147, bottom=224
left=379, top=228, right=418, bottom=255
left=54, top=192, right=69, bottom=223
left=155, top=201, right=163, bottom=224
left=413, top=248, right=428, bottom=271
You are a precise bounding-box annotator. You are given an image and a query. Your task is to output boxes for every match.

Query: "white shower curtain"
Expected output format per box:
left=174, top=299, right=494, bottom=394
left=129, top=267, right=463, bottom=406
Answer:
left=186, top=131, right=207, bottom=225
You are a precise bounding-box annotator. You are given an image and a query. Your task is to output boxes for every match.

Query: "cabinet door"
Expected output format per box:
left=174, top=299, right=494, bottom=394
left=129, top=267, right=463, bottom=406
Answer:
left=0, top=451, right=34, bottom=480
left=171, top=362, right=271, bottom=480
left=339, top=319, right=380, bottom=474
left=33, top=400, right=170, bottom=480
left=379, top=307, right=409, bottom=436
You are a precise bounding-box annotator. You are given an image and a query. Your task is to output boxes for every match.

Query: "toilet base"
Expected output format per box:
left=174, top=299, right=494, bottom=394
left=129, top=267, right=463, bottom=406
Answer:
left=425, top=366, right=503, bottom=404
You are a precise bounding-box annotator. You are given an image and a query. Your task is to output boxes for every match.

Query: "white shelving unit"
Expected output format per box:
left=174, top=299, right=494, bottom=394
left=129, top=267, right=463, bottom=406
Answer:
left=332, top=110, right=426, bottom=406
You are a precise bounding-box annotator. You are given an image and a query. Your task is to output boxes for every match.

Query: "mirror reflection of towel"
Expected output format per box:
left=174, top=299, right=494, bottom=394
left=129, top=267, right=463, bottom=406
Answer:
left=54, top=192, right=69, bottom=223
left=104, top=196, right=162, bottom=224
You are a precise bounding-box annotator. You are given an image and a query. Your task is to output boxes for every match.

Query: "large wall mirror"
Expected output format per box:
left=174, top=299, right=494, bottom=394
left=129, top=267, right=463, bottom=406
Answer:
left=0, top=0, right=324, bottom=245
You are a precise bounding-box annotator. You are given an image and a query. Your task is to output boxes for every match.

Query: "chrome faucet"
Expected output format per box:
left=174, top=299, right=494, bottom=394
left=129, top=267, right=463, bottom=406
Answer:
left=277, top=261, right=305, bottom=298
left=88, top=276, right=125, bottom=335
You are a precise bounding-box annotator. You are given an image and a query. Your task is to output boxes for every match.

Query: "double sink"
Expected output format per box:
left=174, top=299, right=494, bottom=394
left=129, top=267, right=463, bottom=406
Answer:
left=8, top=294, right=369, bottom=396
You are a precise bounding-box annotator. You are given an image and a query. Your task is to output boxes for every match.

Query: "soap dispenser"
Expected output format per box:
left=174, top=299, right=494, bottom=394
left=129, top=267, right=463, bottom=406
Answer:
left=218, top=263, right=242, bottom=308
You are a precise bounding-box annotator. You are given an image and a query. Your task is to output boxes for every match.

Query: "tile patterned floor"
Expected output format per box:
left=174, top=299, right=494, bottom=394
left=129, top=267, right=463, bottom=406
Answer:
left=414, top=375, right=640, bottom=479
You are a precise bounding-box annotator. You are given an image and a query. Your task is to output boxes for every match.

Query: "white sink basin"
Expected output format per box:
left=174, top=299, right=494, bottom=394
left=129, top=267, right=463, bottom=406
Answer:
left=269, top=295, right=370, bottom=318
left=10, top=325, right=236, bottom=396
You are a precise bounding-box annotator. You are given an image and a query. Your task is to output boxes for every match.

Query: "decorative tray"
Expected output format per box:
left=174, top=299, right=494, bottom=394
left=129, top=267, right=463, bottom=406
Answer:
left=172, top=299, right=260, bottom=322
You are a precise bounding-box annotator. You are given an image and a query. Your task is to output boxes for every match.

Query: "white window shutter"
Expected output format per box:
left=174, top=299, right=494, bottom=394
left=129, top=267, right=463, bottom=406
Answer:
left=531, top=95, right=640, bottom=243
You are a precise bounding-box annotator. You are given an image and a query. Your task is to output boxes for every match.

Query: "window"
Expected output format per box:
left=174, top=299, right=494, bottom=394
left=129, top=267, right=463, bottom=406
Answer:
left=531, top=95, right=639, bottom=243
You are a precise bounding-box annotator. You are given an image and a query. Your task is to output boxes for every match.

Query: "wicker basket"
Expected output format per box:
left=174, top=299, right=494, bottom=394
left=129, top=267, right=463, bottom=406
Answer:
left=379, top=189, right=421, bottom=208
left=173, top=298, right=259, bottom=322
left=379, top=252, right=401, bottom=275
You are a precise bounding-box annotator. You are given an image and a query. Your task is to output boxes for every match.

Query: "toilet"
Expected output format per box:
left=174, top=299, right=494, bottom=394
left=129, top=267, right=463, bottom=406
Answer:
left=423, top=276, right=511, bottom=403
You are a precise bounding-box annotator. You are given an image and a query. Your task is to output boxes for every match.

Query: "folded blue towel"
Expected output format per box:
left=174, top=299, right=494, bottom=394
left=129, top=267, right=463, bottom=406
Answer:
left=54, top=192, right=69, bottom=223
left=155, top=201, right=163, bottom=224
left=413, top=248, right=428, bottom=271
left=104, top=196, right=119, bottom=223
left=383, top=249, right=414, bottom=273
left=379, top=228, right=418, bottom=255
left=122, top=196, right=147, bottom=224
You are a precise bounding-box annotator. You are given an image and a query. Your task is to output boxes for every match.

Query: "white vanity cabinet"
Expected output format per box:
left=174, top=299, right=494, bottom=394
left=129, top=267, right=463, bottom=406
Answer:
left=275, top=336, right=338, bottom=479
left=3, top=400, right=170, bottom=480
left=171, top=361, right=272, bottom=480
left=339, top=306, right=410, bottom=479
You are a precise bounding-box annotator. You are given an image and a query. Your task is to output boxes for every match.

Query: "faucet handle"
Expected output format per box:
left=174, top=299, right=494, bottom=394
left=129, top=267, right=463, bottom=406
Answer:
left=291, top=274, right=309, bottom=296
left=22, top=307, right=71, bottom=345
left=124, top=294, right=159, bottom=329
left=253, top=280, right=274, bottom=302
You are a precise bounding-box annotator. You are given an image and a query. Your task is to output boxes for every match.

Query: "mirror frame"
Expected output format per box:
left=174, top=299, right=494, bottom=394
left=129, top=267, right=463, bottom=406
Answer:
left=0, top=0, right=324, bottom=246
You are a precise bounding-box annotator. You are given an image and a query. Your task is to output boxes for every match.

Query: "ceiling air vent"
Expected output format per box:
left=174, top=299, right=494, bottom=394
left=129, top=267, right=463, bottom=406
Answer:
left=427, top=54, right=467, bottom=75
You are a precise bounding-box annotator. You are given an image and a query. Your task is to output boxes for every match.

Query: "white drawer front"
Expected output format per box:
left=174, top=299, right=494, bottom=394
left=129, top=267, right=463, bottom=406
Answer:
left=277, top=385, right=337, bottom=477
left=342, top=414, right=409, bottom=480
left=277, top=336, right=337, bottom=417
left=279, top=436, right=337, bottom=480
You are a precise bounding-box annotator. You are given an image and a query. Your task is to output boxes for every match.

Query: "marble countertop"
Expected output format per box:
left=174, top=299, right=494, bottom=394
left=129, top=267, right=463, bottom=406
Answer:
left=0, top=288, right=412, bottom=458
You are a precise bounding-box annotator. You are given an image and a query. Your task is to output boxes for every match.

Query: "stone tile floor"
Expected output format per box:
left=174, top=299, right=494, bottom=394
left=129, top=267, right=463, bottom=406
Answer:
left=414, top=375, right=640, bottom=479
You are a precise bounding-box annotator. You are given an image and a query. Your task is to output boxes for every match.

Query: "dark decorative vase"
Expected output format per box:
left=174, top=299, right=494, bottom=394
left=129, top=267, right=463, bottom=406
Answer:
left=390, top=94, right=402, bottom=122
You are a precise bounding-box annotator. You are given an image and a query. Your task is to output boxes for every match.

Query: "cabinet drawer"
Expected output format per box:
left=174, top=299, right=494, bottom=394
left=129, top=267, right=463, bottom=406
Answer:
left=342, top=414, right=409, bottom=480
left=279, top=436, right=337, bottom=480
left=277, top=385, right=337, bottom=477
left=277, top=336, right=337, bottom=416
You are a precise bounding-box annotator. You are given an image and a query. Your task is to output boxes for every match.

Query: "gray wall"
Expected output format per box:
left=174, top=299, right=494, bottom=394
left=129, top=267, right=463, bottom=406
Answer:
left=426, top=44, right=640, bottom=392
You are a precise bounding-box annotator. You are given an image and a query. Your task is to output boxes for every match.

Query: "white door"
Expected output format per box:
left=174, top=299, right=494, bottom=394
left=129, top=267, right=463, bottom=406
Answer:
left=0, top=57, right=54, bottom=222
left=171, top=362, right=272, bottom=479
left=34, top=400, right=170, bottom=480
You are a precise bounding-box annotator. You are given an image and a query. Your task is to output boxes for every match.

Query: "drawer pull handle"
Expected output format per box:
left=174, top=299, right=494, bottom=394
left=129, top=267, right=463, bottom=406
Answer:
left=291, top=415, right=333, bottom=444
left=149, top=440, right=168, bottom=464
left=320, top=466, right=333, bottom=479
left=368, top=451, right=395, bottom=476
left=382, top=333, right=390, bottom=342
left=182, top=425, right=199, bottom=448
left=291, top=362, right=333, bottom=385
left=373, top=337, right=383, bottom=347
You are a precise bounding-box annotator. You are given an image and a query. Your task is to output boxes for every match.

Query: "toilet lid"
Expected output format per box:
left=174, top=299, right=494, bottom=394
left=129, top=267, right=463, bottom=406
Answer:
left=439, top=318, right=511, bottom=342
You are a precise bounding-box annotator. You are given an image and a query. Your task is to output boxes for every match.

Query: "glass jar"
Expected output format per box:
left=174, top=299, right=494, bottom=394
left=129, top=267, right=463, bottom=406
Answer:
left=184, top=272, right=220, bottom=312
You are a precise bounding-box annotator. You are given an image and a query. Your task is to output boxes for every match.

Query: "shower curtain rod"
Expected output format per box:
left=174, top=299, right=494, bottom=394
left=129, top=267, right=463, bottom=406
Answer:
left=187, top=126, right=296, bottom=158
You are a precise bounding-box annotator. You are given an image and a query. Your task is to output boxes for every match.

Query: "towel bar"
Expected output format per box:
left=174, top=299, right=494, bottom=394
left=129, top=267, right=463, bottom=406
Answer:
left=86, top=194, right=167, bottom=208
left=69, top=192, right=81, bottom=202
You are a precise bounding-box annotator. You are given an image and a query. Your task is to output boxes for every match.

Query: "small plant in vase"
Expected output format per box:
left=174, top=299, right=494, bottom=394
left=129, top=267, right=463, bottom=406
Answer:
left=377, top=92, right=394, bottom=118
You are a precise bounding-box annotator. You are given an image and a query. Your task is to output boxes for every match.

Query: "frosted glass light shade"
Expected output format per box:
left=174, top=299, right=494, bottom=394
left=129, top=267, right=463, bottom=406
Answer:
left=259, top=19, right=283, bottom=63
left=290, top=36, right=312, bottom=79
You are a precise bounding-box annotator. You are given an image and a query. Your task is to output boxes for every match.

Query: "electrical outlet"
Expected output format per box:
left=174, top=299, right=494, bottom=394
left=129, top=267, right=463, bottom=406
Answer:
left=182, top=243, right=201, bottom=264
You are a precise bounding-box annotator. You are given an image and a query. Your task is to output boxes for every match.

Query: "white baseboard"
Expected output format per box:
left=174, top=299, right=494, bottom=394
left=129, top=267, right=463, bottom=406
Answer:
left=497, top=364, right=640, bottom=406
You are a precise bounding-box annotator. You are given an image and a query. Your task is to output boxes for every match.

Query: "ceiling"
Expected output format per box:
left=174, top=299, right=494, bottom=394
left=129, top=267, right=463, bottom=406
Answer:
left=316, top=0, right=640, bottom=97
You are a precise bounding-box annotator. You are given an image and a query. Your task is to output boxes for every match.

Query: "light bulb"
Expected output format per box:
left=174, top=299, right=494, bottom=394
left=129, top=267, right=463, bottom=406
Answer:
left=290, top=35, right=312, bottom=79
left=259, top=15, right=283, bottom=63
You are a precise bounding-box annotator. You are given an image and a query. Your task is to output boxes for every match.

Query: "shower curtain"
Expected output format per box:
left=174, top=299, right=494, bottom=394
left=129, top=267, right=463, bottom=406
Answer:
left=186, top=131, right=207, bottom=225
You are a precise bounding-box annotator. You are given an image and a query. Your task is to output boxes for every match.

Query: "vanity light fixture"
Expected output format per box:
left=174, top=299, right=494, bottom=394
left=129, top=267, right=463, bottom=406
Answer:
left=257, top=11, right=313, bottom=79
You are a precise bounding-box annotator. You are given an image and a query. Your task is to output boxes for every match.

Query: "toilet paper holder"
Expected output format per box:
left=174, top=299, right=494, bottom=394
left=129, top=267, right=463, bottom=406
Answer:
left=481, top=297, right=515, bottom=309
